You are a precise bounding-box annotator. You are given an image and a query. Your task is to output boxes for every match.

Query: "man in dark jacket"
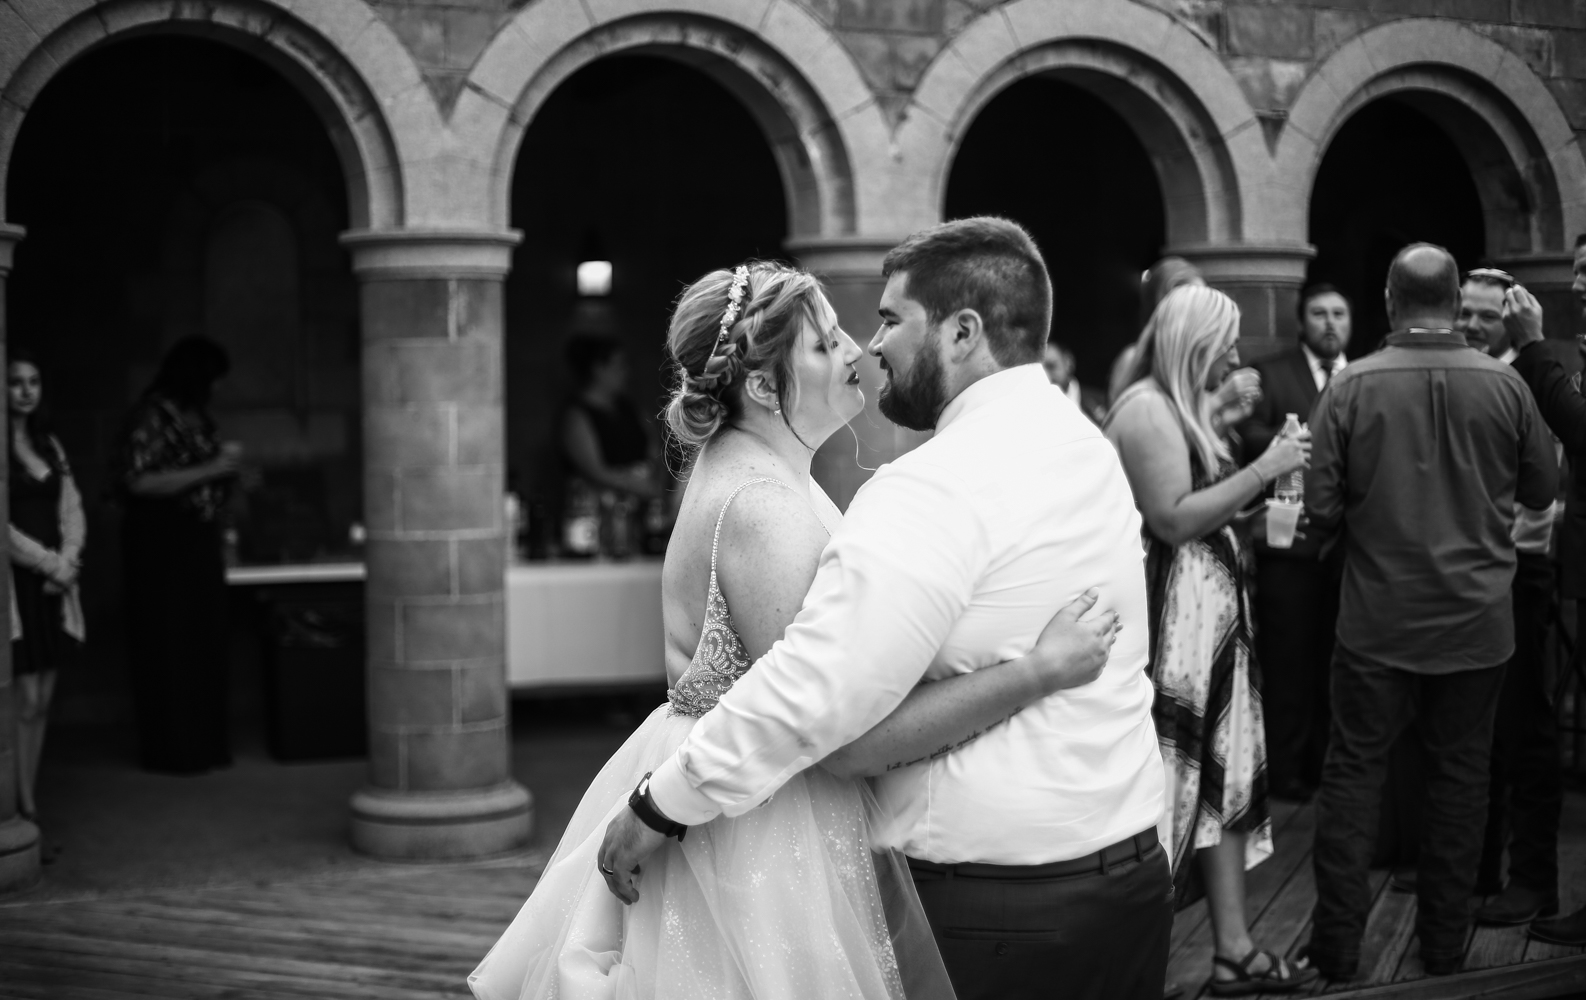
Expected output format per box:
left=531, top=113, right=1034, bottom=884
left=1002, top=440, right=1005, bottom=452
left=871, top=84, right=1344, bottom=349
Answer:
left=1504, top=233, right=1586, bottom=947
left=1239, top=284, right=1350, bottom=801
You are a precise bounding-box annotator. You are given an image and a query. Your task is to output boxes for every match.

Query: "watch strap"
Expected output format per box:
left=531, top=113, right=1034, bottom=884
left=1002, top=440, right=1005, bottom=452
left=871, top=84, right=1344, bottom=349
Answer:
left=629, top=771, right=688, bottom=840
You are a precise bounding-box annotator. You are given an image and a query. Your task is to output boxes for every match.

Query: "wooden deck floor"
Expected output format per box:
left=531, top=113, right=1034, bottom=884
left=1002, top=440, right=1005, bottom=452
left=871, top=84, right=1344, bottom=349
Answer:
left=1167, top=798, right=1586, bottom=999
left=2, top=801, right=1584, bottom=999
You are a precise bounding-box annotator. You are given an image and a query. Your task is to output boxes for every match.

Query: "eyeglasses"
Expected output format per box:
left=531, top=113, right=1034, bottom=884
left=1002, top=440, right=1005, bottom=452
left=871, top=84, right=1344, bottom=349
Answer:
left=1465, top=267, right=1516, bottom=289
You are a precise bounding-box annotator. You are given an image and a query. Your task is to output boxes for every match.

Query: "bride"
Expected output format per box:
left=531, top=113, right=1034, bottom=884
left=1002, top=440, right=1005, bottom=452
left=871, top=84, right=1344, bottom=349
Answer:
left=470, top=262, right=1120, bottom=1000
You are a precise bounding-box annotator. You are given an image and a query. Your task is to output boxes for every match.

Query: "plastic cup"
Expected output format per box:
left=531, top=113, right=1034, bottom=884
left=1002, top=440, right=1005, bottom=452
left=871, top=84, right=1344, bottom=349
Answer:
left=1265, top=499, right=1302, bottom=549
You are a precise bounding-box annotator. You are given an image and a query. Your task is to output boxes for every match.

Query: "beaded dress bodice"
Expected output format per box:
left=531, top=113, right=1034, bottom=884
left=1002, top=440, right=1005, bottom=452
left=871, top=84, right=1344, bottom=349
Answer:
left=667, top=478, right=801, bottom=719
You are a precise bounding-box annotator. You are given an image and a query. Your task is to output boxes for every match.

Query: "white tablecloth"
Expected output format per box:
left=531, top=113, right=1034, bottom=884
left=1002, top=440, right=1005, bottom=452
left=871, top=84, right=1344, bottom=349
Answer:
left=228, top=559, right=667, bottom=690
left=505, top=560, right=665, bottom=689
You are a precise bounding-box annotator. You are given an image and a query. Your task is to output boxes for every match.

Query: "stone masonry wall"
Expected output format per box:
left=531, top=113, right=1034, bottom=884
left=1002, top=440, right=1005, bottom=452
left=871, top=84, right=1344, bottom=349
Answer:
left=368, top=0, right=1586, bottom=144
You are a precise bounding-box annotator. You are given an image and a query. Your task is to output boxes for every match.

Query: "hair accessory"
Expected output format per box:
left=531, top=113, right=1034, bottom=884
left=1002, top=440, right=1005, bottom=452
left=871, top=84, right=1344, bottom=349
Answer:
left=718, top=265, right=750, bottom=348
left=687, top=265, right=752, bottom=392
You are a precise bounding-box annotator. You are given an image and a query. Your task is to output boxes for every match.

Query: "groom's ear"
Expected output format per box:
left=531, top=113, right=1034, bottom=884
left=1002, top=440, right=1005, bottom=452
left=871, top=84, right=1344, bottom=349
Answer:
left=944, top=308, right=986, bottom=361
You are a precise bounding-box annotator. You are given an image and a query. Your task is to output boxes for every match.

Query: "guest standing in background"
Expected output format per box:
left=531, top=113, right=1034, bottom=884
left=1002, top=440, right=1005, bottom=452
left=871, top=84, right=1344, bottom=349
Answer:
left=7, top=351, right=85, bottom=820
left=1105, top=285, right=1317, bottom=995
left=561, top=334, right=661, bottom=501
left=1237, top=284, right=1351, bottom=802
left=1454, top=268, right=1566, bottom=926
left=1042, top=340, right=1107, bottom=423
left=1489, top=234, right=1586, bottom=947
left=1303, top=244, right=1557, bottom=979
left=116, top=336, right=240, bottom=774
left=1108, top=257, right=1206, bottom=405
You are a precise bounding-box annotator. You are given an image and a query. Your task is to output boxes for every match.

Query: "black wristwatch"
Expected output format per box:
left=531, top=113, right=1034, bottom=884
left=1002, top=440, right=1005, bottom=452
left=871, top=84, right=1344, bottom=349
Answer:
left=629, top=771, right=688, bottom=841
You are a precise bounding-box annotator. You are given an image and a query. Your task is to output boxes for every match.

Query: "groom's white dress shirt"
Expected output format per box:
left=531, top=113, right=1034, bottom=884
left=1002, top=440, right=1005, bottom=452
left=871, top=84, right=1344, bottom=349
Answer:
left=649, top=363, right=1165, bottom=865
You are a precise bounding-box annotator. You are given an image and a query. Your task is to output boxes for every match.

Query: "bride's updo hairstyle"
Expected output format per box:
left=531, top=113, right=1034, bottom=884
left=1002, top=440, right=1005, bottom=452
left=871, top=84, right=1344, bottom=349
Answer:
left=664, top=261, right=826, bottom=451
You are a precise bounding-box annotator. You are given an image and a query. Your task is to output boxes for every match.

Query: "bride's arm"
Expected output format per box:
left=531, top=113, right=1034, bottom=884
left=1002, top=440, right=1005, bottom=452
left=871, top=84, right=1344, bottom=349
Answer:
left=820, top=591, right=1119, bottom=779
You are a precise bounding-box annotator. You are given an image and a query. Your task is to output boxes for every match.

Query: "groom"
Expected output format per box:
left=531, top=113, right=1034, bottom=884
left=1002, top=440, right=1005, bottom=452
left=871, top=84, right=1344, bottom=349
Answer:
left=603, top=218, right=1170, bottom=999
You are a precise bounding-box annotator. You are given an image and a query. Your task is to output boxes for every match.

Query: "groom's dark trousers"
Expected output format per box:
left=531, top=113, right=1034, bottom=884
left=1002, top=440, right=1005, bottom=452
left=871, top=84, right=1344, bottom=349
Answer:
left=909, top=828, right=1172, bottom=1000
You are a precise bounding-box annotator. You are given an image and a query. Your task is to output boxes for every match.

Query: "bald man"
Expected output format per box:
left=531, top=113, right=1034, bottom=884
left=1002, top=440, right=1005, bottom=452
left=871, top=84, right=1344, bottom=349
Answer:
left=1303, top=244, right=1557, bottom=979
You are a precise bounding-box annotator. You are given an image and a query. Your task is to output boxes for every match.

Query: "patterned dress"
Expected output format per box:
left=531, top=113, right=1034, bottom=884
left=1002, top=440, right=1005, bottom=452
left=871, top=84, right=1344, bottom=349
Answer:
left=1112, top=385, right=1273, bottom=908
left=470, top=478, right=953, bottom=1000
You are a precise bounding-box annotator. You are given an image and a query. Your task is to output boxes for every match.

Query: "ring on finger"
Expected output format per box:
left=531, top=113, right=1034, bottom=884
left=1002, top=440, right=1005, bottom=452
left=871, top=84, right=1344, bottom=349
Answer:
left=598, top=861, right=617, bottom=878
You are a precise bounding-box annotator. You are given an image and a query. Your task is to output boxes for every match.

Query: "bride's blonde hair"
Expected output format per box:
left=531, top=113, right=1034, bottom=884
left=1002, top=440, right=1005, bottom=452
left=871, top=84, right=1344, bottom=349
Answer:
left=1128, top=284, right=1240, bottom=474
left=664, top=262, right=826, bottom=451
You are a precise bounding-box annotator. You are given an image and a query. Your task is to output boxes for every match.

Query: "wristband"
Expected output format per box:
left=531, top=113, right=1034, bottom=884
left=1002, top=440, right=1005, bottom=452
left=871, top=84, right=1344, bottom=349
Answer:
left=629, top=771, right=688, bottom=841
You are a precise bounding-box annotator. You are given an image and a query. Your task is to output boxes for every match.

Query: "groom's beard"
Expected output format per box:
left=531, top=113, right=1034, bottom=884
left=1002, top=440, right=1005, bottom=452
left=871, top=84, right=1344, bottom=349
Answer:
left=878, top=340, right=947, bottom=432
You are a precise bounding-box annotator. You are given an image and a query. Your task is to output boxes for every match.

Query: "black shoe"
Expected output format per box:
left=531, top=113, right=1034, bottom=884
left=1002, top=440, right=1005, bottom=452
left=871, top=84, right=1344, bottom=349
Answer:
left=1476, top=885, right=1558, bottom=926
left=1423, top=951, right=1462, bottom=976
left=1531, top=905, right=1586, bottom=947
left=1473, top=876, right=1504, bottom=896
left=1295, top=945, right=1357, bottom=982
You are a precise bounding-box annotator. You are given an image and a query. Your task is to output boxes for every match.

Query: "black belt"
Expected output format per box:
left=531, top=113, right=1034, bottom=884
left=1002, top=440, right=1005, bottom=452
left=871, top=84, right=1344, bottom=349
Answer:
left=907, top=828, right=1158, bottom=881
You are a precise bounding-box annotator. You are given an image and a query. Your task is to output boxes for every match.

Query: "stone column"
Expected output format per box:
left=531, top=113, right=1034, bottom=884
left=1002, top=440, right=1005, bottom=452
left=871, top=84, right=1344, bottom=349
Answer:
left=0, top=223, right=39, bottom=892
left=788, top=236, right=927, bottom=510
left=340, top=229, right=532, bottom=859
left=1491, top=253, right=1581, bottom=341
left=1168, top=242, right=1317, bottom=362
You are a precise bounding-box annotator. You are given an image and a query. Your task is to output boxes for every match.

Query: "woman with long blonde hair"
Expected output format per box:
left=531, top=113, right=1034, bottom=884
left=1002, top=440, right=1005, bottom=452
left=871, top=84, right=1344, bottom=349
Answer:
left=1105, top=284, right=1316, bottom=996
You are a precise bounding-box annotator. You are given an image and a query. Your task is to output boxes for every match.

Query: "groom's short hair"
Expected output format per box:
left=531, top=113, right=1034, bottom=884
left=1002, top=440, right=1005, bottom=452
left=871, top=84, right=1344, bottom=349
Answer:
left=882, top=217, right=1053, bottom=365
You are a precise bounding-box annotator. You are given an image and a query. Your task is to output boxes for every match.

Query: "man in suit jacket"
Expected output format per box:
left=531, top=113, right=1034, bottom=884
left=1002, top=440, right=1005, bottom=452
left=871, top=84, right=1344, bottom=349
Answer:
left=1238, top=283, right=1351, bottom=801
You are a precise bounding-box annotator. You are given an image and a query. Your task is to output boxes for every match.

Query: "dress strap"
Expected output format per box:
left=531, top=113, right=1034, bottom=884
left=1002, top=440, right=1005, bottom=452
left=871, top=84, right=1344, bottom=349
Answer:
left=711, top=478, right=793, bottom=577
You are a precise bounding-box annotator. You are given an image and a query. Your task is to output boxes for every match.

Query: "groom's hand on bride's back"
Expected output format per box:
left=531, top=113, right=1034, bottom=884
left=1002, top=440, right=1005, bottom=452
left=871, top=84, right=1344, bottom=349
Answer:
left=1025, top=589, right=1120, bottom=695
left=598, top=808, right=666, bottom=905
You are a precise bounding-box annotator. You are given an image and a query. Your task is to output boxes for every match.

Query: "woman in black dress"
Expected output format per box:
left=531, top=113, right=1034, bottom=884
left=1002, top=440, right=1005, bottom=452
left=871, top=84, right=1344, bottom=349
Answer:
left=7, top=351, right=85, bottom=818
left=115, top=337, right=240, bottom=774
left=560, top=334, right=660, bottom=500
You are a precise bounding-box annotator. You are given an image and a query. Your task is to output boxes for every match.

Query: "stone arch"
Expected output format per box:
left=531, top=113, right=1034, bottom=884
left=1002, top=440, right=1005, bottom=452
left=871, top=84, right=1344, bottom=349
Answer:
left=1277, top=18, right=1586, bottom=257
left=895, top=0, right=1265, bottom=244
left=458, top=0, right=887, bottom=238
left=0, top=0, right=429, bottom=229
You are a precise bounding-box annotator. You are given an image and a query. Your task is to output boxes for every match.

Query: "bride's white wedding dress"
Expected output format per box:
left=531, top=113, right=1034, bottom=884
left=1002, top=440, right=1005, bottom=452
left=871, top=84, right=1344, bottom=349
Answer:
left=469, top=478, right=953, bottom=1000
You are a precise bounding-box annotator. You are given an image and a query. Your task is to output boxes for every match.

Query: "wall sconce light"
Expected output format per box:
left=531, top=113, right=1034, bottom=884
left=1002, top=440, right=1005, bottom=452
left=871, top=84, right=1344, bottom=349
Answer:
left=577, top=260, right=613, bottom=297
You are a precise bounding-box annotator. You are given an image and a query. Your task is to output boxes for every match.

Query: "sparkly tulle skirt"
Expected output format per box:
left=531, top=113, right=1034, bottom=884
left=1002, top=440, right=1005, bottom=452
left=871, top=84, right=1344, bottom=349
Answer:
left=468, top=703, right=954, bottom=1000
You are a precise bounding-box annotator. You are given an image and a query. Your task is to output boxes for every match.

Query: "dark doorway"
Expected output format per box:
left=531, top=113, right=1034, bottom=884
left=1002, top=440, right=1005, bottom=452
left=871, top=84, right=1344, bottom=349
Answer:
left=1308, top=97, right=1486, bottom=358
left=505, top=55, right=787, bottom=533
left=8, top=37, right=361, bottom=733
left=945, top=76, right=1166, bottom=393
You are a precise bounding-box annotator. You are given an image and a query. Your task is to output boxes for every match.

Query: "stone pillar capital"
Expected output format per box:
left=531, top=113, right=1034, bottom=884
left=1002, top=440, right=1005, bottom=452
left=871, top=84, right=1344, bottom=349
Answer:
left=0, top=224, right=26, bottom=276
left=785, top=235, right=903, bottom=283
left=340, top=228, right=523, bottom=280
left=1163, top=242, right=1316, bottom=287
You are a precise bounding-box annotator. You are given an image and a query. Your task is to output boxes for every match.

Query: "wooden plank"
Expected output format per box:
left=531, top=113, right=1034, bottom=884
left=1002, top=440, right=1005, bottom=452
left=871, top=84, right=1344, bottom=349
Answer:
left=0, top=951, right=464, bottom=1000
left=1321, top=953, right=1586, bottom=998
left=0, top=929, right=469, bottom=997
left=1463, top=924, right=1530, bottom=971
left=1522, top=937, right=1585, bottom=962
left=7, top=906, right=496, bottom=973
left=1165, top=804, right=1319, bottom=996
left=1358, top=879, right=1417, bottom=985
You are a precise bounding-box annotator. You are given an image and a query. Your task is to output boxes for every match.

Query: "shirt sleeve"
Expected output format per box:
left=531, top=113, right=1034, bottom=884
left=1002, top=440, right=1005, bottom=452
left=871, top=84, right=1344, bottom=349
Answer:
left=1304, top=379, right=1347, bottom=541
left=648, top=459, right=989, bottom=825
left=1514, top=382, right=1560, bottom=511
left=1513, top=342, right=1586, bottom=456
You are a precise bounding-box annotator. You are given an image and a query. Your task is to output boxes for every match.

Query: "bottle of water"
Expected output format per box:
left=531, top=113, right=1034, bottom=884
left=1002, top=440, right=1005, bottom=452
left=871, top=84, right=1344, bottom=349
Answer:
left=1274, top=412, right=1304, bottom=504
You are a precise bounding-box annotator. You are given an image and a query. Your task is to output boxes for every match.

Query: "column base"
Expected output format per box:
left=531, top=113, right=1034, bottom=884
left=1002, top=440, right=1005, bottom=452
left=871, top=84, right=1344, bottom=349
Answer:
left=350, top=782, right=533, bottom=860
left=0, top=816, right=41, bottom=893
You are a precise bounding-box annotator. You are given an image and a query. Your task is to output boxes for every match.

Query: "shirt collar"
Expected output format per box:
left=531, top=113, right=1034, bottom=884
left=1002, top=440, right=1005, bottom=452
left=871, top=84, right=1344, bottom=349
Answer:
left=1300, top=342, right=1344, bottom=374
left=936, top=363, right=1050, bottom=431
left=1498, top=346, right=1519, bottom=366
left=1384, top=328, right=1469, bottom=348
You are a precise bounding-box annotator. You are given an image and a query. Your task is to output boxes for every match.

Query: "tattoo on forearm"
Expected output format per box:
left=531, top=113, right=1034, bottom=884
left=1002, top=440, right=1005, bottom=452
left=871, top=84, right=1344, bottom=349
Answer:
left=882, top=708, right=1022, bottom=772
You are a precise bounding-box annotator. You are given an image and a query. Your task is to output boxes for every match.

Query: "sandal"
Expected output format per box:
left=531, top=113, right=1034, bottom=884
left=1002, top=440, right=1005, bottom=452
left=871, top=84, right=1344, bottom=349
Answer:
left=1208, top=948, right=1320, bottom=996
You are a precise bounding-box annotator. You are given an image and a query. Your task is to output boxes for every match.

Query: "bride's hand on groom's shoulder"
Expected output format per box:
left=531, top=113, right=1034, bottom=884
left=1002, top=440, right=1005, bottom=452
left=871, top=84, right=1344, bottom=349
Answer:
left=1025, top=589, right=1121, bottom=695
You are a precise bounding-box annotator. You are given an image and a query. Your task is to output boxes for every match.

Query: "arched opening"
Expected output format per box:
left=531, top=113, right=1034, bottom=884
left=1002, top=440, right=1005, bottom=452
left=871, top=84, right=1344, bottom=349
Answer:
left=944, top=75, right=1166, bottom=392
left=7, top=36, right=362, bottom=743
left=1308, top=97, right=1487, bottom=357
left=504, top=54, right=786, bottom=549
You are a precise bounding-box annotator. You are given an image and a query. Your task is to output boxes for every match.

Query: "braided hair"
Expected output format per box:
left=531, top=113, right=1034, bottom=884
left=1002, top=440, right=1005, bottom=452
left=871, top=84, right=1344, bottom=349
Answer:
left=664, top=261, right=826, bottom=451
